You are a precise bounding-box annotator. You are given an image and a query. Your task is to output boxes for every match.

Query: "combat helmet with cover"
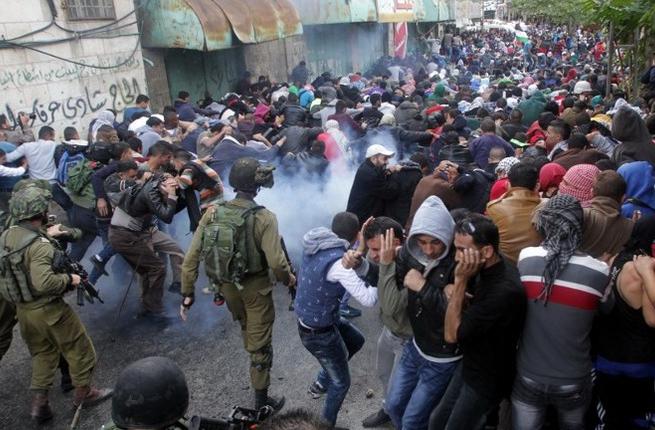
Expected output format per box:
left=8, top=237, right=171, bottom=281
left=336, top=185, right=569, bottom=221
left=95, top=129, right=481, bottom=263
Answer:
left=201, top=158, right=275, bottom=290
left=229, top=157, right=275, bottom=193
left=0, top=182, right=52, bottom=303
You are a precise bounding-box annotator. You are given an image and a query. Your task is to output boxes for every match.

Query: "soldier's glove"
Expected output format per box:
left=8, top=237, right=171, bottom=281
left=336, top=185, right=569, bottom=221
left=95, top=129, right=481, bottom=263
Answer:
left=181, top=293, right=195, bottom=309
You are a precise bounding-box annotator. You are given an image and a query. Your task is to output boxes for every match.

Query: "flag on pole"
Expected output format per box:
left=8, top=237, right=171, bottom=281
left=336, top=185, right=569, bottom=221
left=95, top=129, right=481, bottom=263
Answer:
left=515, top=30, right=529, bottom=44
left=394, top=22, right=408, bottom=59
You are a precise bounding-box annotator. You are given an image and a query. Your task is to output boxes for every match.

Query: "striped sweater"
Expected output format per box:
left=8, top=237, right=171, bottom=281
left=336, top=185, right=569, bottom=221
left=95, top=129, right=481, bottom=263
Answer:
left=516, top=246, right=609, bottom=385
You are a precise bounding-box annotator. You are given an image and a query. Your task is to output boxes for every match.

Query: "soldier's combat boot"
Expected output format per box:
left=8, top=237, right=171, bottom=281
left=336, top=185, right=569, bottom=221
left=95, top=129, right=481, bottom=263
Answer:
left=30, top=390, right=53, bottom=423
left=72, top=386, right=113, bottom=409
left=254, top=389, right=285, bottom=414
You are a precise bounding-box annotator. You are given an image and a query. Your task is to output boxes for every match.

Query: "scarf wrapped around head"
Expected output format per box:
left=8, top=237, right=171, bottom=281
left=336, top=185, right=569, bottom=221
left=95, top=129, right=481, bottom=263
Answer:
left=535, top=194, right=583, bottom=303
left=558, top=164, right=599, bottom=207
left=91, top=110, right=115, bottom=140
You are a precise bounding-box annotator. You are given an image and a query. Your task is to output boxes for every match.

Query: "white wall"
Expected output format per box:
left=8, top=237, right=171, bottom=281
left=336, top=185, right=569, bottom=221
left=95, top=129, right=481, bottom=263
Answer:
left=0, top=0, right=147, bottom=137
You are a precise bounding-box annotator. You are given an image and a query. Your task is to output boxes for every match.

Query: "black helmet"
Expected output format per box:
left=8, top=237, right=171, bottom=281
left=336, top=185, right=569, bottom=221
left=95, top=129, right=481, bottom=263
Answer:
left=112, top=356, right=189, bottom=429
left=229, top=157, right=275, bottom=193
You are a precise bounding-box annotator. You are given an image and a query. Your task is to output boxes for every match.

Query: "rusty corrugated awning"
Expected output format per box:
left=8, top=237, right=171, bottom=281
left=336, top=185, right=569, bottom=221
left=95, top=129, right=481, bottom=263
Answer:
left=140, top=0, right=303, bottom=51
left=289, top=0, right=378, bottom=25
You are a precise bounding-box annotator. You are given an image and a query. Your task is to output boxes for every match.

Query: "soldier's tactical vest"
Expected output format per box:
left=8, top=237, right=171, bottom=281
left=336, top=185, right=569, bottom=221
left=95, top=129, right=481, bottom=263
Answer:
left=0, top=226, right=41, bottom=303
left=200, top=201, right=266, bottom=290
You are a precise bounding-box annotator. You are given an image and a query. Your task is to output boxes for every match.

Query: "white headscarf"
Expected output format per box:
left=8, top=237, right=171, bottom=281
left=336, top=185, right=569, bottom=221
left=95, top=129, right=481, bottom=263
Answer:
left=92, top=110, right=115, bottom=141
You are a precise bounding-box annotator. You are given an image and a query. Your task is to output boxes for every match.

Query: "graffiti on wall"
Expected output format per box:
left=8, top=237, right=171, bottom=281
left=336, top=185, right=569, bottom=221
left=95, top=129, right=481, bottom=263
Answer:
left=2, top=77, right=143, bottom=128
left=0, top=56, right=141, bottom=91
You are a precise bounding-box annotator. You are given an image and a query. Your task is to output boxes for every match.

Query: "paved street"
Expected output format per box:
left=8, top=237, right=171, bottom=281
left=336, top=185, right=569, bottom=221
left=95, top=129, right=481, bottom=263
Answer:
left=0, top=252, right=388, bottom=430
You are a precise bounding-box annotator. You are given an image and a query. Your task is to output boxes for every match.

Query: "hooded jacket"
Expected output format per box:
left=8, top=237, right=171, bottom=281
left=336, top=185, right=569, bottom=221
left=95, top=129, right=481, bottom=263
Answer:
left=405, top=196, right=459, bottom=359
left=394, top=101, right=420, bottom=128
left=295, top=228, right=349, bottom=328
left=517, top=91, right=547, bottom=127
left=611, top=107, right=655, bottom=166
left=581, top=196, right=633, bottom=258
left=617, top=161, right=655, bottom=218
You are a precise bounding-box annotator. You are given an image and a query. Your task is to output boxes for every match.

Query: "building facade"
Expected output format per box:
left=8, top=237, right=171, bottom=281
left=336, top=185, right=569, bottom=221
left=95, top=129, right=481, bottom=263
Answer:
left=0, top=0, right=147, bottom=135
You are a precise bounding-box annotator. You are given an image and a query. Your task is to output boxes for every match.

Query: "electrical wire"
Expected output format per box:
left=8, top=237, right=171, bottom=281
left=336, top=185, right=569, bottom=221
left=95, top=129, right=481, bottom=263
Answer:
left=0, top=35, right=142, bottom=70
left=3, top=0, right=148, bottom=42
left=0, top=21, right=140, bottom=49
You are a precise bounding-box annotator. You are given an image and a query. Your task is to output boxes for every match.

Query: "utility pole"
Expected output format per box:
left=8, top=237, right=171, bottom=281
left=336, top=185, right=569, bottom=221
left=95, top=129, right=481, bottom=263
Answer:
left=606, top=21, right=613, bottom=98
left=633, top=28, right=640, bottom=98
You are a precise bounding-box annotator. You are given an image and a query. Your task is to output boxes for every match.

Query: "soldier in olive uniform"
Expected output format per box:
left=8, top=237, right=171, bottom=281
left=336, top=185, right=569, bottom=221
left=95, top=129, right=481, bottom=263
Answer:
left=179, top=157, right=296, bottom=412
left=0, top=180, right=78, bottom=393
left=1, top=184, right=112, bottom=423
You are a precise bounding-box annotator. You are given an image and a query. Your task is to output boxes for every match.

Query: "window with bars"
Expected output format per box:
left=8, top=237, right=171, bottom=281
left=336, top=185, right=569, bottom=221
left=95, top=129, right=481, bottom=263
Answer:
left=66, top=0, right=116, bottom=21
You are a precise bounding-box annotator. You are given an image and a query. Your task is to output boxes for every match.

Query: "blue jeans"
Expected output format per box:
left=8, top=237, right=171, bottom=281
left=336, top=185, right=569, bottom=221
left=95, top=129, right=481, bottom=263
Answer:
left=428, top=363, right=496, bottom=430
left=298, top=318, right=365, bottom=425
left=386, top=341, right=459, bottom=430
left=511, top=374, right=592, bottom=430
left=88, top=219, right=116, bottom=285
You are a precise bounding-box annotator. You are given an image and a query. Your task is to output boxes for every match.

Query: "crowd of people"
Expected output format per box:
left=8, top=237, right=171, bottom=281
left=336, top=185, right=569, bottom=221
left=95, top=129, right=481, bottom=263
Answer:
left=1, top=21, right=655, bottom=430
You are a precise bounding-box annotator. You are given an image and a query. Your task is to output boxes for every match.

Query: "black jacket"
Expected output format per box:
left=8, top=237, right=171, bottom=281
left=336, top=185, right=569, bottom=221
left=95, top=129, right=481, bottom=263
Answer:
left=354, top=107, right=384, bottom=128
left=384, top=163, right=423, bottom=227
left=502, top=121, right=528, bottom=140
left=453, top=169, right=494, bottom=213
left=271, top=126, right=323, bottom=156
left=346, top=159, right=400, bottom=224
left=280, top=103, right=307, bottom=127
left=403, top=246, right=459, bottom=359
left=116, top=178, right=179, bottom=231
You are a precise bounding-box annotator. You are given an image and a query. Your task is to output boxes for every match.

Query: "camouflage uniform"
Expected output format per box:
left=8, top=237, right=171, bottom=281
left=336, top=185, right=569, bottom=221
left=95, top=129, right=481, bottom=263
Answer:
left=2, top=184, right=96, bottom=392
left=0, top=180, right=81, bottom=362
left=181, top=197, right=292, bottom=391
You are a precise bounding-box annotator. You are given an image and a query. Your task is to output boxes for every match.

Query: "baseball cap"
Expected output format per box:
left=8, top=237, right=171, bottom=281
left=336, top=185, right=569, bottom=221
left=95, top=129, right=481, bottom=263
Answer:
left=365, top=144, right=395, bottom=158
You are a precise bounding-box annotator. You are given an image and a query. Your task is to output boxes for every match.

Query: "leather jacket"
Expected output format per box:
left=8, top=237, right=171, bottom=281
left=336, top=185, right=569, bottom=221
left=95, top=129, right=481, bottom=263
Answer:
left=486, top=187, right=542, bottom=263
left=112, top=178, right=177, bottom=231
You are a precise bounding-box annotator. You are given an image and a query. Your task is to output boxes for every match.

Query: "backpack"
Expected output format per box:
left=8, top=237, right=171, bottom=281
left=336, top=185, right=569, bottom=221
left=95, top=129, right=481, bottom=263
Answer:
left=200, top=201, right=266, bottom=290
left=56, top=149, right=87, bottom=185
left=87, top=141, right=114, bottom=164
left=0, top=227, right=40, bottom=304
left=65, top=160, right=97, bottom=196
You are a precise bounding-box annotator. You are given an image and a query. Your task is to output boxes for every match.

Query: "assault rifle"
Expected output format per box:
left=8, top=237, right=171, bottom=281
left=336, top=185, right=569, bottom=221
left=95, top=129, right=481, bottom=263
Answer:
left=280, top=237, right=296, bottom=311
left=53, top=252, right=103, bottom=306
left=189, top=406, right=273, bottom=430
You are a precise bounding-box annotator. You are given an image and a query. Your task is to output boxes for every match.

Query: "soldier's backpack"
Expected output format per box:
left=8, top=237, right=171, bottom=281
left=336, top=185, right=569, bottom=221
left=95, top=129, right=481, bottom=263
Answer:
left=0, top=227, right=40, bottom=303
left=200, top=201, right=265, bottom=289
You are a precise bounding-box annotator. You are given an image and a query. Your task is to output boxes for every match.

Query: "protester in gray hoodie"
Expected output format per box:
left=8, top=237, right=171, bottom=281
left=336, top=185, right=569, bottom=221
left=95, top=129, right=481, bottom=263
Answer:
left=386, top=196, right=459, bottom=430
left=294, top=213, right=377, bottom=427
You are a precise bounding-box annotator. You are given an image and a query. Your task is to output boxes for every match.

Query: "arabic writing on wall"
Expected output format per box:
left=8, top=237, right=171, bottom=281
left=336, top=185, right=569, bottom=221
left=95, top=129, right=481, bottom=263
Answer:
left=0, top=57, right=141, bottom=91
left=2, top=77, right=143, bottom=128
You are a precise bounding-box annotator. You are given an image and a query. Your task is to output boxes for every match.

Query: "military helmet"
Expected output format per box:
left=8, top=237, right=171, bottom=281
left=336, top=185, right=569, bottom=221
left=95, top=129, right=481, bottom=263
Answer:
left=9, top=186, right=50, bottom=221
left=12, top=179, right=52, bottom=199
left=112, top=356, right=189, bottom=430
left=229, top=157, right=275, bottom=193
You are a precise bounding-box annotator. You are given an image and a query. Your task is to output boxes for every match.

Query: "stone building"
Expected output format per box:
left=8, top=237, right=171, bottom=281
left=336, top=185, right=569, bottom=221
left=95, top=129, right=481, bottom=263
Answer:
left=0, top=0, right=147, bottom=135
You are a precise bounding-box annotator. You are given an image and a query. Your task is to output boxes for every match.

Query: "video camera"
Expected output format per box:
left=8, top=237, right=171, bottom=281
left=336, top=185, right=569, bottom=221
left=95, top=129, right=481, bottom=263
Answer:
left=188, top=406, right=273, bottom=430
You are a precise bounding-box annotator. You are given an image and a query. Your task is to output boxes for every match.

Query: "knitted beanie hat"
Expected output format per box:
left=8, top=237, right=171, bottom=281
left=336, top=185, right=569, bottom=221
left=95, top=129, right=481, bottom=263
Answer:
left=558, top=164, right=600, bottom=207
